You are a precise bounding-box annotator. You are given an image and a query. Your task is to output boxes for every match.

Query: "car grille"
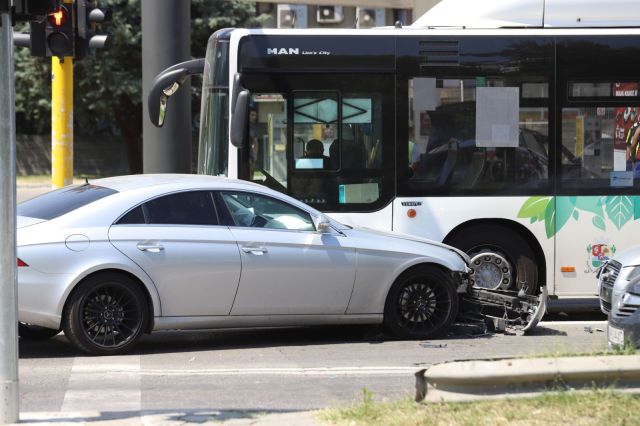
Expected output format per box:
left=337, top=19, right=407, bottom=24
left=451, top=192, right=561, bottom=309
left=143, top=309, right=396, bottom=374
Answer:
left=600, top=260, right=621, bottom=287
left=598, top=260, right=621, bottom=314
left=614, top=300, right=640, bottom=318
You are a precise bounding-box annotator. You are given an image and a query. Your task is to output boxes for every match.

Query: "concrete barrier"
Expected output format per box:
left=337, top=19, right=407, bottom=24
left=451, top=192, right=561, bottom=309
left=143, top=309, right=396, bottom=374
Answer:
left=415, top=355, right=640, bottom=402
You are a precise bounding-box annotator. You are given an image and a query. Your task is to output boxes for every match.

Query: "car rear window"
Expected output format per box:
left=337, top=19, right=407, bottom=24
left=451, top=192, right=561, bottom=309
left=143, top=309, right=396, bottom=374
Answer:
left=17, top=184, right=117, bottom=220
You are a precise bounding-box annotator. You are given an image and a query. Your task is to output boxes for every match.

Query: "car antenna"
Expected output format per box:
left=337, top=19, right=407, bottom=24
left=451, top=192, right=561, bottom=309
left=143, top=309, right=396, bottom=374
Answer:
left=84, top=177, right=89, bottom=185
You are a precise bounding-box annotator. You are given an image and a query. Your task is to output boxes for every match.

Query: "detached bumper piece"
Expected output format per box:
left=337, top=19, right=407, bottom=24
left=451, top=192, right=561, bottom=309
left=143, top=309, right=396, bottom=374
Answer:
left=459, top=286, right=547, bottom=334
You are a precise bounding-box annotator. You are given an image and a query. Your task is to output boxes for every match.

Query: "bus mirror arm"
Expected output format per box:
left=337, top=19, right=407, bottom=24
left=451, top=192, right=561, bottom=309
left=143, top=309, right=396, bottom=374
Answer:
left=148, top=58, right=205, bottom=128
left=230, top=89, right=250, bottom=148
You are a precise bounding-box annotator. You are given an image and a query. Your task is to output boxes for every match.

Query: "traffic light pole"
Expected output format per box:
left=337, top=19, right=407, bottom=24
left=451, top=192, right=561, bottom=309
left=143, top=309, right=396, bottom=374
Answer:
left=51, top=54, right=73, bottom=188
left=0, top=7, right=19, bottom=425
left=51, top=0, right=73, bottom=188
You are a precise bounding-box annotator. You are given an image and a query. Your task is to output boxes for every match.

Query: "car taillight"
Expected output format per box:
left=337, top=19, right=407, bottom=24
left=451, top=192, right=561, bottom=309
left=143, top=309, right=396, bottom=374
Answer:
left=17, top=258, right=28, bottom=267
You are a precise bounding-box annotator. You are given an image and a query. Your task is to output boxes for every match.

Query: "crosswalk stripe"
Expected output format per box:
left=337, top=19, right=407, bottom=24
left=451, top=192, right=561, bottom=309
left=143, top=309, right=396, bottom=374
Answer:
left=61, top=355, right=141, bottom=413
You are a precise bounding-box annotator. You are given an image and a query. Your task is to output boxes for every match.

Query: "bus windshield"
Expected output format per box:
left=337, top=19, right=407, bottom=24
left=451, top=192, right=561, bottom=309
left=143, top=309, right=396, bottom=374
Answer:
left=198, top=35, right=229, bottom=176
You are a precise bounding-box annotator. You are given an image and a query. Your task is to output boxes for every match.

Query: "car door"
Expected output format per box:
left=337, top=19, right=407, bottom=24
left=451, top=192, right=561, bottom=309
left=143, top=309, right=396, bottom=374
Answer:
left=108, top=190, right=241, bottom=316
left=218, top=191, right=356, bottom=315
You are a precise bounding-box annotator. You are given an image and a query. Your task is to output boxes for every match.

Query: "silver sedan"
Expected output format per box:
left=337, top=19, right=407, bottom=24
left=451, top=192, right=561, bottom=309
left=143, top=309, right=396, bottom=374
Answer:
left=17, top=174, right=470, bottom=355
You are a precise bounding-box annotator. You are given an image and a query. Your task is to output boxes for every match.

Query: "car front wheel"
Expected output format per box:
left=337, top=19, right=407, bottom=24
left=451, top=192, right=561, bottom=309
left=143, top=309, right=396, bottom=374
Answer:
left=63, top=273, right=148, bottom=355
left=383, top=265, right=459, bottom=339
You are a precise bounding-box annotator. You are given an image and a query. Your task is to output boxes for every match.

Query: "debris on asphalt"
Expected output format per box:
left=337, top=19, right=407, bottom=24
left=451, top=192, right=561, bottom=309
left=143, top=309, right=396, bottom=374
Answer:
left=420, top=343, right=447, bottom=349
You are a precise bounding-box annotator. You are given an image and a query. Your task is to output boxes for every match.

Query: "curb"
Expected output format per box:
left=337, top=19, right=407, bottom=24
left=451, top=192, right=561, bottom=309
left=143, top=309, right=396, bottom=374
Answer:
left=415, top=355, right=640, bottom=402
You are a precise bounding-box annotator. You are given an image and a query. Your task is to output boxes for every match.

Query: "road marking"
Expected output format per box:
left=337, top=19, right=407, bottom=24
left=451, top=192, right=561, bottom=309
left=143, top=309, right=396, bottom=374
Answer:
left=61, top=355, right=141, bottom=413
left=68, top=365, right=420, bottom=377
left=539, top=320, right=607, bottom=326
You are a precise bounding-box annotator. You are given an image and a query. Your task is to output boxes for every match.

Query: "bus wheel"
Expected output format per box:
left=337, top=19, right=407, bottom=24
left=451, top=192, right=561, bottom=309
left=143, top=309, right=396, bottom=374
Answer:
left=448, top=225, right=539, bottom=295
left=383, top=265, right=458, bottom=339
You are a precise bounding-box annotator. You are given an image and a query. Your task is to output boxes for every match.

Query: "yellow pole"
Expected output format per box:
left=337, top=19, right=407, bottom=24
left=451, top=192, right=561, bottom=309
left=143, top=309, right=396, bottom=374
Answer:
left=51, top=55, right=73, bottom=188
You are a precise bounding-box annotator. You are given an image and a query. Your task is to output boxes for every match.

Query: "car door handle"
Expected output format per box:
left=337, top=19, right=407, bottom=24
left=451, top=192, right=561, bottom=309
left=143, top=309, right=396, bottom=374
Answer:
left=241, top=246, right=268, bottom=255
left=136, top=243, right=165, bottom=253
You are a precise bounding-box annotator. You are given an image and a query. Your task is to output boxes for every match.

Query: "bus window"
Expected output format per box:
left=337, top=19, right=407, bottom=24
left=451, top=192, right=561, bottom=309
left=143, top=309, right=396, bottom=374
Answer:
left=560, top=105, right=640, bottom=192
left=404, top=77, right=549, bottom=195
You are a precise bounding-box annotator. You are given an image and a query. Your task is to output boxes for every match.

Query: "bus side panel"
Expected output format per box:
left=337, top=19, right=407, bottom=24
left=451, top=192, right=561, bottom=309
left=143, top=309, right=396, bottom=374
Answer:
left=391, top=196, right=557, bottom=296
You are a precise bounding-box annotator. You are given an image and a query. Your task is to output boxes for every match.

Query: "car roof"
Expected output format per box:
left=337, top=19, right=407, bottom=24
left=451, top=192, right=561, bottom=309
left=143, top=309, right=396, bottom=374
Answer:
left=90, top=174, right=264, bottom=193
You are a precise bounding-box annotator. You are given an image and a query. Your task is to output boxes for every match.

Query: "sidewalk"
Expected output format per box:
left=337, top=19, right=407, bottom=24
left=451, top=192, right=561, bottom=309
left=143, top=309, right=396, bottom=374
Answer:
left=18, top=410, right=321, bottom=425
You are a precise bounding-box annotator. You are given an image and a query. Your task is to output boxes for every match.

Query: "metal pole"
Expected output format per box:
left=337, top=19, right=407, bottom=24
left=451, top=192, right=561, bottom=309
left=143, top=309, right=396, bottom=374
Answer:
left=141, top=0, right=191, bottom=173
left=0, top=8, right=20, bottom=424
left=51, top=55, right=73, bottom=188
left=51, top=0, right=73, bottom=188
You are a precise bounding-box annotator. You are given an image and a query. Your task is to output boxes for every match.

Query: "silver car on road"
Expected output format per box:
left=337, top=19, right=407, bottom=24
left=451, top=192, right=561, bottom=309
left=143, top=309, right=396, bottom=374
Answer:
left=18, top=174, right=470, bottom=355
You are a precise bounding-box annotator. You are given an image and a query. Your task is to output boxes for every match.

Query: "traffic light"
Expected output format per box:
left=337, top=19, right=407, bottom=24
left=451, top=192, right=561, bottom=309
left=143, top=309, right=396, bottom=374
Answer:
left=75, top=0, right=111, bottom=59
left=29, top=3, right=73, bottom=57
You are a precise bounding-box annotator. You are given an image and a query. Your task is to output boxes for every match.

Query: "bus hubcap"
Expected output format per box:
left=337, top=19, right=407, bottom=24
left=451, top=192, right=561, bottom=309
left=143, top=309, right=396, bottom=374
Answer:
left=469, top=252, right=512, bottom=290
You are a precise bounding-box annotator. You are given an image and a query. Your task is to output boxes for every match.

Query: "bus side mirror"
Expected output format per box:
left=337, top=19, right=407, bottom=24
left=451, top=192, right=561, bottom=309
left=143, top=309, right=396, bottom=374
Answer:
left=148, top=58, right=205, bottom=127
left=230, top=89, right=249, bottom=148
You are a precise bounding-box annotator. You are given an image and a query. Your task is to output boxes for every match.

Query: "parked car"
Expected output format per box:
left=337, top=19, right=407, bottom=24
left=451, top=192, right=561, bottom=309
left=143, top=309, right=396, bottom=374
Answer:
left=597, top=247, right=640, bottom=348
left=607, top=276, right=640, bottom=349
left=17, top=174, right=470, bottom=355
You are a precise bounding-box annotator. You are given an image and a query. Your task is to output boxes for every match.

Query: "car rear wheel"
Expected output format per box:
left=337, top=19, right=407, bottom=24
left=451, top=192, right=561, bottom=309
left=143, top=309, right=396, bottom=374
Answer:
left=63, top=273, right=148, bottom=355
left=18, top=323, right=61, bottom=340
left=383, top=265, right=459, bottom=339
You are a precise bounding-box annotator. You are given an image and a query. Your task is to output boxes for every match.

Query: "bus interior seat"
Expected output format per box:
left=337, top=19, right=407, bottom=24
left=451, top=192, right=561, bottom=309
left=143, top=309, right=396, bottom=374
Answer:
left=330, top=139, right=366, bottom=169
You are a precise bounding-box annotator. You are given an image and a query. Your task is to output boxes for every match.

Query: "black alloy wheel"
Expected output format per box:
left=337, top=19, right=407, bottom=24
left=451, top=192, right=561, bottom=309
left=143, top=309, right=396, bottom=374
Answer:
left=63, top=273, right=148, bottom=355
left=384, top=266, right=458, bottom=339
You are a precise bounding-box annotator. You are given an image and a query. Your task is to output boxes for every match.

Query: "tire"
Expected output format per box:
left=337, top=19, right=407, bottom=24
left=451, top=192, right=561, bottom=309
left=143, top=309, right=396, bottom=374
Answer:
left=447, top=224, right=539, bottom=295
left=383, top=265, right=459, bottom=339
left=18, top=323, right=60, bottom=340
left=62, top=272, right=148, bottom=355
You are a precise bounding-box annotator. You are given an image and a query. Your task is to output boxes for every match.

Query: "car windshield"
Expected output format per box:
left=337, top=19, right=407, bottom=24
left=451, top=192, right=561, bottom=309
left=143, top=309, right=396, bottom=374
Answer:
left=17, top=184, right=117, bottom=220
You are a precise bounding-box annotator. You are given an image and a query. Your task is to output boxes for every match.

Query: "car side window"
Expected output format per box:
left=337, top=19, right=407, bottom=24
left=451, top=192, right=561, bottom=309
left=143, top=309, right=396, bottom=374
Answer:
left=116, top=191, right=218, bottom=226
left=219, top=191, right=315, bottom=231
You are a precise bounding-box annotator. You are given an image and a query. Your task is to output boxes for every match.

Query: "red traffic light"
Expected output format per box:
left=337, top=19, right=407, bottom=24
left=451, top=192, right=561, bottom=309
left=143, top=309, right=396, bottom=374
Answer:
left=48, top=7, right=66, bottom=27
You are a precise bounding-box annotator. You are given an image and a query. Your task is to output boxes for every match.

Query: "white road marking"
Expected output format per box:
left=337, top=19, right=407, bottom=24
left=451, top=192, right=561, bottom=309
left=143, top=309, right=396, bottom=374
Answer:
left=67, top=364, right=419, bottom=377
left=61, top=355, right=141, bottom=413
left=539, top=320, right=607, bottom=326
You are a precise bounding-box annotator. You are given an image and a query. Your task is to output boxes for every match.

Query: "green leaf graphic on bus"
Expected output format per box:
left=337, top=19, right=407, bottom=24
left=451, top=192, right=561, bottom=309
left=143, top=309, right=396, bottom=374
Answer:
left=517, top=197, right=550, bottom=224
left=604, top=196, right=633, bottom=230
left=518, top=196, right=636, bottom=237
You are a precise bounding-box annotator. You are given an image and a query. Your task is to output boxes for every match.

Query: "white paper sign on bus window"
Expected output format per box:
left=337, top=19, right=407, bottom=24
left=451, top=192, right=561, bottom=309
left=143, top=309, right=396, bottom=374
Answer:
left=412, top=78, right=437, bottom=111
left=476, top=87, right=519, bottom=148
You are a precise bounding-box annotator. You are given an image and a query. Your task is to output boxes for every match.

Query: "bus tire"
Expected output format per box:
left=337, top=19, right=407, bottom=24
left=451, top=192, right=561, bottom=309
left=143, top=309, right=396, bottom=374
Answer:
left=447, top=225, right=538, bottom=295
left=383, top=265, right=458, bottom=339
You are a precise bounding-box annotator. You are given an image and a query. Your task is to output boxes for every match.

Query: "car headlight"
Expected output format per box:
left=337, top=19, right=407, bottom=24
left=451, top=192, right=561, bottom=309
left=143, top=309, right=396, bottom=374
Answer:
left=625, top=266, right=640, bottom=282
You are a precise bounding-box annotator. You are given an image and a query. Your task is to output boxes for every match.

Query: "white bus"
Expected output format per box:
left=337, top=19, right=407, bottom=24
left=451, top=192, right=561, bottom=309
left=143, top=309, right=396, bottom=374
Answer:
left=149, top=0, right=640, bottom=312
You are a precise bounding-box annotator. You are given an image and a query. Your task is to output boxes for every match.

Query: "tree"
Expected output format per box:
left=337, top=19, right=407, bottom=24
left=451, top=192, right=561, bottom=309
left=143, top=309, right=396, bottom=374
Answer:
left=14, top=0, right=267, bottom=173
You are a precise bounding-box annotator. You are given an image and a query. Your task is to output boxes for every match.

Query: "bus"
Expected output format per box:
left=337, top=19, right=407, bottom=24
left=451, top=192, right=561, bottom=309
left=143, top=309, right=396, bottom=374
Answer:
left=149, top=0, right=640, bottom=311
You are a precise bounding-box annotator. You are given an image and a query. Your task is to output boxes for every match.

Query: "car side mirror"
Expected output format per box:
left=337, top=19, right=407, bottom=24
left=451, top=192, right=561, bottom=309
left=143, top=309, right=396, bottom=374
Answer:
left=315, top=215, right=331, bottom=233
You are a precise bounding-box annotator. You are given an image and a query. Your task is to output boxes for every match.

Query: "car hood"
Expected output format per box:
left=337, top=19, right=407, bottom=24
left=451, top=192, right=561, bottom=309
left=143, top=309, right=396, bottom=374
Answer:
left=17, top=216, right=47, bottom=229
left=612, top=245, right=640, bottom=268
left=342, top=226, right=470, bottom=265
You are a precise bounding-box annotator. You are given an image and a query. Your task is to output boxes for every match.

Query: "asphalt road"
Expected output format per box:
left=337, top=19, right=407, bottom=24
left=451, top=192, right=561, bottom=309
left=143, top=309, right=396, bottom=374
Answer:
left=19, top=321, right=608, bottom=414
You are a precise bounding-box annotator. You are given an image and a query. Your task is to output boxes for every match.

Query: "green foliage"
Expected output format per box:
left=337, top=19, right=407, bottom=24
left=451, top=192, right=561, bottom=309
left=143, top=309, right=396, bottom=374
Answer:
left=14, top=0, right=268, bottom=137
